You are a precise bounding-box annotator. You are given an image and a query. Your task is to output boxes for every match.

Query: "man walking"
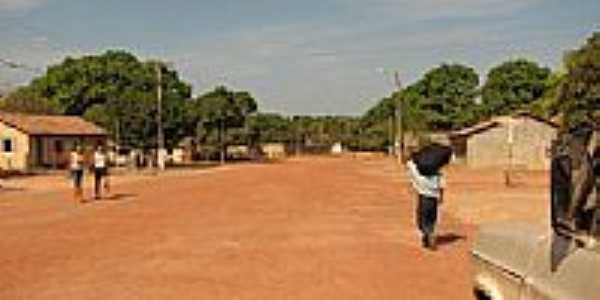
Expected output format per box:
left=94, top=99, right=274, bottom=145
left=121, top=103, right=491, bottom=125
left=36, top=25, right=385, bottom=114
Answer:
left=93, top=145, right=108, bottom=200
left=69, top=144, right=85, bottom=203
left=406, top=144, right=452, bottom=250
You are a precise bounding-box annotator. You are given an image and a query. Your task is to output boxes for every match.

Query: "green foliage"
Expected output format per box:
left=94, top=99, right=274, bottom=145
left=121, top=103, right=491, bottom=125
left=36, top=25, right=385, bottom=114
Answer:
left=398, top=85, right=430, bottom=135
left=247, top=113, right=292, bottom=143
left=13, top=50, right=192, bottom=149
left=558, top=32, right=600, bottom=127
left=418, top=64, right=480, bottom=130
left=359, top=94, right=400, bottom=150
left=482, top=59, right=551, bottom=116
left=0, top=87, right=62, bottom=114
left=188, top=86, right=258, bottom=156
left=358, top=63, right=479, bottom=151
left=529, top=71, right=566, bottom=119
left=294, top=115, right=360, bottom=147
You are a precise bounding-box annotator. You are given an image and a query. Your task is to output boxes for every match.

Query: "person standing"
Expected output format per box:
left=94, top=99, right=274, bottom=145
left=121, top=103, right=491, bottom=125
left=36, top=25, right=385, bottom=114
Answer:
left=69, top=145, right=85, bottom=203
left=93, top=145, right=108, bottom=200
left=407, top=151, right=448, bottom=250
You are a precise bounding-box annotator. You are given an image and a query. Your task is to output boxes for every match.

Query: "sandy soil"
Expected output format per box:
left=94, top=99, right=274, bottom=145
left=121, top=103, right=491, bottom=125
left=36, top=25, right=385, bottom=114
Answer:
left=0, top=156, right=549, bottom=299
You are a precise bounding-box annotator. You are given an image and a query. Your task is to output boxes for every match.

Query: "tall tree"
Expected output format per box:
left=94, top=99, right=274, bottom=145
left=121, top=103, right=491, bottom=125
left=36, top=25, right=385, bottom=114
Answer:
left=14, top=50, right=192, bottom=149
left=189, top=86, right=258, bottom=161
left=0, top=87, right=62, bottom=114
left=247, top=113, right=292, bottom=144
left=529, top=71, right=566, bottom=119
left=558, top=32, right=600, bottom=127
left=482, top=59, right=550, bottom=116
left=397, top=85, right=430, bottom=137
left=418, top=63, right=480, bottom=130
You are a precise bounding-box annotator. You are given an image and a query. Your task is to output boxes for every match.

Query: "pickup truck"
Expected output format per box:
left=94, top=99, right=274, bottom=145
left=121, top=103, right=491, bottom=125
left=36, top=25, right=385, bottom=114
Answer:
left=472, top=127, right=599, bottom=300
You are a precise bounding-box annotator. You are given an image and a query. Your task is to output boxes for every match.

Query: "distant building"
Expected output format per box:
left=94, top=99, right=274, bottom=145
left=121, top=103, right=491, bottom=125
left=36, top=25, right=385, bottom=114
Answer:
left=0, top=112, right=107, bottom=171
left=227, top=145, right=250, bottom=160
left=331, top=142, right=343, bottom=155
left=449, top=113, right=559, bottom=170
left=261, top=143, right=286, bottom=160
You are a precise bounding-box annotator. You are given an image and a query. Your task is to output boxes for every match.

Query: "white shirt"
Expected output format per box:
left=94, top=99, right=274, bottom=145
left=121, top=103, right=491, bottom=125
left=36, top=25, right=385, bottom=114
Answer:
left=406, top=160, right=445, bottom=198
left=70, top=151, right=83, bottom=170
left=94, top=151, right=106, bottom=169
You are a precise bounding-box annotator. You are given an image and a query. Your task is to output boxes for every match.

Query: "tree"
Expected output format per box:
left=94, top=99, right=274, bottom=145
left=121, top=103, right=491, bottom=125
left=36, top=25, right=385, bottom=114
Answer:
left=558, top=32, right=600, bottom=127
left=417, top=64, right=480, bottom=130
left=397, top=85, right=430, bottom=138
left=482, top=59, right=551, bottom=116
left=0, top=87, right=62, bottom=114
left=529, top=71, right=566, bottom=119
left=247, top=113, right=292, bottom=144
left=360, top=63, right=480, bottom=147
left=359, top=95, right=397, bottom=150
left=188, top=86, right=258, bottom=161
left=15, top=50, right=192, bottom=149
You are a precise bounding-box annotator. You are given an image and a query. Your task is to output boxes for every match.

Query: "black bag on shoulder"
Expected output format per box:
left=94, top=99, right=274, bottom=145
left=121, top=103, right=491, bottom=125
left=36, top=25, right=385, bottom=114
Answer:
left=412, top=143, right=453, bottom=176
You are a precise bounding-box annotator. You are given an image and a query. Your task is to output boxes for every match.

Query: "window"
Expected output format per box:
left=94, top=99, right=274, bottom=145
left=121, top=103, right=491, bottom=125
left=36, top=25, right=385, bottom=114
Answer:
left=3, top=138, right=13, bottom=153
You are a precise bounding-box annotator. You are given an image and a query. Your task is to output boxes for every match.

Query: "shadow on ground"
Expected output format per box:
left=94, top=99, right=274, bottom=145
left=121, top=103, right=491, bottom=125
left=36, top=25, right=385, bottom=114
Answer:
left=436, top=233, right=467, bottom=247
left=0, top=187, right=27, bottom=193
left=96, top=193, right=137, bottom=201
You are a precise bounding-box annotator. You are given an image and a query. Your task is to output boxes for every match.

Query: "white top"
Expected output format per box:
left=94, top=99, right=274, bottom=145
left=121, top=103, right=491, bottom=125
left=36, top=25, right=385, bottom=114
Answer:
left=94, top=151, right=107, bottom=169
left=406, top=160, right=445, bottom=198
left=70, top=151, right=83, bottom=170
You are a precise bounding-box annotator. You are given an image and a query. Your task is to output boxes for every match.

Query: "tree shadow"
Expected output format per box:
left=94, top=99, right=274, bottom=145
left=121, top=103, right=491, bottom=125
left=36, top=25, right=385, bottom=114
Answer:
left=436, top=233, right=467, bottom=247
left=0, top=187, right=27, bottom=193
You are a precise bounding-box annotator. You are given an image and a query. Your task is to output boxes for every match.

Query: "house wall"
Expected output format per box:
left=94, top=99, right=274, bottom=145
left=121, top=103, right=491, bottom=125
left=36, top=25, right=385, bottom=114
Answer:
left=466, top=117, right=557, bottom=170
left=261, top=143, right=286, bottom=160
left=0, top=122, right=30, bottom=171
left=31, top=136, right=106, bottom=169
left=511, top=117, right=556, bottom=170
left=467, top=125, right=510, bottom=169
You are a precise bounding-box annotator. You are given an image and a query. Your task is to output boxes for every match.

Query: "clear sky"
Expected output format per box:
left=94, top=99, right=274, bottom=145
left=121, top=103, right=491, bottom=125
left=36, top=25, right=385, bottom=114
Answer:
left=0, top=0, right=599, bottom=115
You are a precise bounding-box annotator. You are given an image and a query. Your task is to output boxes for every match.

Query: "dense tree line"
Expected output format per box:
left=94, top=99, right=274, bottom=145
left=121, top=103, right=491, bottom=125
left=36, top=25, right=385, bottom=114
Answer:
left=360, top=32, right=599, bottom=150
left=1, top=32, right=598, bottom=157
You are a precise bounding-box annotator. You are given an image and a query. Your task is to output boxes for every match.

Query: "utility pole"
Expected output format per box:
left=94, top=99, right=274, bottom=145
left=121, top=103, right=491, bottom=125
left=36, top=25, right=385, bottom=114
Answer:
left=114, top=118, right=120, bottom=161
left=377, top=68, right=404, bottom=161
left=219, top=117, right=225, bottom=165
left=394, top=71, right=404, bottom=162
left=388, top=116, right=394, bottom=156
left=156, top=63, right=166, bottom=171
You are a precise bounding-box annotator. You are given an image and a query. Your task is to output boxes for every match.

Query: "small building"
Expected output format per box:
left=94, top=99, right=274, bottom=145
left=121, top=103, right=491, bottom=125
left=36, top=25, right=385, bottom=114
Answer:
left=227, top=145, right=250, bottom=160
left=261, top=143, right=286, bottom=160
left=449, top=113, right=559, bottom=170
left=331, top=142, right=343, bottom=155
left=0, top=112, right=107, bottom=171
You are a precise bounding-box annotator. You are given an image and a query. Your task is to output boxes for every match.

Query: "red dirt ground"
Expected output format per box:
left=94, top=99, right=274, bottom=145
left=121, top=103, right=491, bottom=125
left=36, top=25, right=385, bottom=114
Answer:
left=0, top=156, right=548, bottom=299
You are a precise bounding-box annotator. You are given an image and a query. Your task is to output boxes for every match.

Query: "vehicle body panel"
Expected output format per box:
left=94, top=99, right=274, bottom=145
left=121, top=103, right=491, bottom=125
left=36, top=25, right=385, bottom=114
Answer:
left=472, top=222, right=600, bottom=300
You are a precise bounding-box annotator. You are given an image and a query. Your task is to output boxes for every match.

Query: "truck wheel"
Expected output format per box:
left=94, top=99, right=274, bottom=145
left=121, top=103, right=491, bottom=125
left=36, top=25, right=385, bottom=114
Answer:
left=474, top=289, right=492, bottom=300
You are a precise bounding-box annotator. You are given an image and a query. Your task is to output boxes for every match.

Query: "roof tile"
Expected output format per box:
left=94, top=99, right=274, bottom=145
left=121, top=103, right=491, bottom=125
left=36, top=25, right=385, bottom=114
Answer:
left=0, top=112, right=106, bottom=136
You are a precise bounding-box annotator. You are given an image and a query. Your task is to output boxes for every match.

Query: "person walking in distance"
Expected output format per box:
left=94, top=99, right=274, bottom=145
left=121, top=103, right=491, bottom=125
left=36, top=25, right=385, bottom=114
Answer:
left=93, top=145, right=108, bottom=200
left=406, top=144, right=452, bottom=250
left=70, top=144, right=85, bottom=203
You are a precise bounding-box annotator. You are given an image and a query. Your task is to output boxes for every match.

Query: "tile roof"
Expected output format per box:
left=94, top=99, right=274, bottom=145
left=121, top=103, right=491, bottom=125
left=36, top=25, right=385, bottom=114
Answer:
left=450, top=113, right=559, bottom=138
left=0, top=112, right=106, bottom=136
left=450, top=119, right=500, bottom=137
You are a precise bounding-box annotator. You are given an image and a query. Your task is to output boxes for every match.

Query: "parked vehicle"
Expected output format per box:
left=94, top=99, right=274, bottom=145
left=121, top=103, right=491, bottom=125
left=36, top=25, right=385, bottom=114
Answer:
left=472, top=127, right=599, bottom=300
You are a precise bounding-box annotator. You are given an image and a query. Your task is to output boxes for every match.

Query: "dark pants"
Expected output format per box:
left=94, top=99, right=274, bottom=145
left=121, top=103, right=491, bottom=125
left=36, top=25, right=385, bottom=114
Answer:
left=94, top=167, right=106, bottom=198
left=417, top=194, right=438, bottom=236
left=71, top=169, right=83, bottom=189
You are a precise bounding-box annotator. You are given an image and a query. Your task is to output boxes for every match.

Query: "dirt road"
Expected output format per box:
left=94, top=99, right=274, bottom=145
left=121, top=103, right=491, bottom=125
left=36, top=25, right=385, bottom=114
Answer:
left=0, top=157, right=476, bottom=299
